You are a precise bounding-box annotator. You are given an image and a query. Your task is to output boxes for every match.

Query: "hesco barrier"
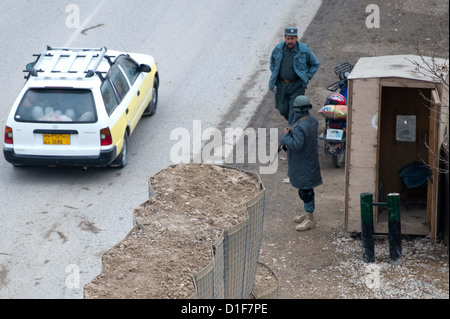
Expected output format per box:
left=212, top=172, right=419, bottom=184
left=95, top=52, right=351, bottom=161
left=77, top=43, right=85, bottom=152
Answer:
left=147, top=165, right=266, bottom=299
left=191, top=184, right=265, bottom=298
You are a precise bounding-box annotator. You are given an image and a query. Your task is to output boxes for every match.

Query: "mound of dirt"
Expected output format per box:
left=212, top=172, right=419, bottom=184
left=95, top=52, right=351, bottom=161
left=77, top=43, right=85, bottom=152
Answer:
left=84, top=164, right=265, bottom=299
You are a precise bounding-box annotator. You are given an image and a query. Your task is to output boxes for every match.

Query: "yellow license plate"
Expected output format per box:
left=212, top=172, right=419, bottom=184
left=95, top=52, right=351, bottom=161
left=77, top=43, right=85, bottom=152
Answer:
left=43, top=134, right=71, bottom=145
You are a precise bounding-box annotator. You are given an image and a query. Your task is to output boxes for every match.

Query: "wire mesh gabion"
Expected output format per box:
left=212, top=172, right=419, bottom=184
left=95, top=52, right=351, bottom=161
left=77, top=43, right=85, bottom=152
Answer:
left=190, top=168, right=266, bottom=299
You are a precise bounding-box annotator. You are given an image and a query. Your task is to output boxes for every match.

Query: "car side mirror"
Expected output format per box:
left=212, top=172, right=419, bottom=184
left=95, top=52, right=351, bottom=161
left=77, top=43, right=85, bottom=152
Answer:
left=26, top=62, right=36, bottom=71
left=139, top=64, right=151, bottom=73
left=25, top=62, right=38, bottom=77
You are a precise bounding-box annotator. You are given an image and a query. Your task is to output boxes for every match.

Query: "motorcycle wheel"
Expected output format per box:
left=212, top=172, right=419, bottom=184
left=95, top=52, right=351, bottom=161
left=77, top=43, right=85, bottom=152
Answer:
left=332, top=151, right=345, bottom=168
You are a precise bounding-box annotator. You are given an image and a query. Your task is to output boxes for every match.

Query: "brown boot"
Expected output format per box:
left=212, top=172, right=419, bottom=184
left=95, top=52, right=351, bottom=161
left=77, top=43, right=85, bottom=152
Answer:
left=293, top=214, right=307, bottom=224
left=296, top=214, right=316, bottom=231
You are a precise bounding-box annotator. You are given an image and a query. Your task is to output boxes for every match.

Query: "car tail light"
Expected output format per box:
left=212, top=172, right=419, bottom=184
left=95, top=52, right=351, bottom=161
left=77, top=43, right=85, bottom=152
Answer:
left=4, top=126, right=13, bottom=144
left=100, top=127, right=112, bottom=146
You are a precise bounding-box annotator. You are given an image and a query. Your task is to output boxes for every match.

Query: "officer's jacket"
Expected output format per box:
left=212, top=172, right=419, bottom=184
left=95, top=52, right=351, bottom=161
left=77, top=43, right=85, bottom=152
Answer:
left=269, top=41, right=320, bottom=92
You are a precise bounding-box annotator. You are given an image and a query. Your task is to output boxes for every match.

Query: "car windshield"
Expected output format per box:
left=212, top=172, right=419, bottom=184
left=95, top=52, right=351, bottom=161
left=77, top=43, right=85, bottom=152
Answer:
left=15, top=88, right=97, bottom=123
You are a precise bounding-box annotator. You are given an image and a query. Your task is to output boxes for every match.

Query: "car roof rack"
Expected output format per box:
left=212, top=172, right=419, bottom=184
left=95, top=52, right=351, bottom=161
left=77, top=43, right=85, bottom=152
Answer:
left=26, top=46, right=113, bottom=79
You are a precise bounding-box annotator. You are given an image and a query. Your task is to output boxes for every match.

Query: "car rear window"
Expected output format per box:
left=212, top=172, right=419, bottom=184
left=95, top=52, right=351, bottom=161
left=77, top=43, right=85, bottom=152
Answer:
left=15, top=88, right=97, bottom=123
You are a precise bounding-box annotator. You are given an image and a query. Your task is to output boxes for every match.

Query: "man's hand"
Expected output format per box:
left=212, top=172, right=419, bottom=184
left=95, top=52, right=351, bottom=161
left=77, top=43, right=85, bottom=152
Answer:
left=283, top=126, right=291, bottom=134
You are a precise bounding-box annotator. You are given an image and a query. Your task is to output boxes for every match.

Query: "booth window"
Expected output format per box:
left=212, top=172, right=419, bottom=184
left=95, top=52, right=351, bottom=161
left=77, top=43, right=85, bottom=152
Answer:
left=396, top=115, right=416, bottom=142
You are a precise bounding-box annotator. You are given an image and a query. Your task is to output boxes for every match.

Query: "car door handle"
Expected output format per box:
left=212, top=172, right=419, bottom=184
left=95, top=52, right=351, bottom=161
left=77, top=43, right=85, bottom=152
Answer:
left=126, top=109, right=129, bottom=114
left=137, top=90, right=140, bottom=97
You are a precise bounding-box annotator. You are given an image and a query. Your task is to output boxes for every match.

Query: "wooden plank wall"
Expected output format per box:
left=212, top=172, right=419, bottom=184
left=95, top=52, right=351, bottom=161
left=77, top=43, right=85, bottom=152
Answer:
left=345, top=78, right=380, bottom=233
left=428, top=90, right=442, bottom=241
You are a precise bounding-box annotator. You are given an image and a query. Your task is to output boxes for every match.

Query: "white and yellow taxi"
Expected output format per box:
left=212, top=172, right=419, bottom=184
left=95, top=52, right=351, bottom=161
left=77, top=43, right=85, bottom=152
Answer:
left=3, top=46, right=159, bottom=168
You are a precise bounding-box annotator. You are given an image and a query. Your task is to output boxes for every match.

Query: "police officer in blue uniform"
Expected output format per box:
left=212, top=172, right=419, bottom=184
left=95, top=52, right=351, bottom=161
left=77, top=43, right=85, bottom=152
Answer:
left=269, top=27, right=320, bottom=122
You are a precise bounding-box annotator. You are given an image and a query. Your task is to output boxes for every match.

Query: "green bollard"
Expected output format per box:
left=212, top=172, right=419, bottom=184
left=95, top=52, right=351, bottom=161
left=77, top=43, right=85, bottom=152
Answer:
left=388, top=193, right=402, bottom=265
left=360, top=193, right=375, bottom=263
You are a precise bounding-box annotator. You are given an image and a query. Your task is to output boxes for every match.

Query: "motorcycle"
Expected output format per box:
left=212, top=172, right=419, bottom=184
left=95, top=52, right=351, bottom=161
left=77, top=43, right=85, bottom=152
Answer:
left=319, top=62, right=354, bottom=168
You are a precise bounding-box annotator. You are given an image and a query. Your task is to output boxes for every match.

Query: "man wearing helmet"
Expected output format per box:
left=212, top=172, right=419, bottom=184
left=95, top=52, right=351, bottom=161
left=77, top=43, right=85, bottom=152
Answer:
left=280, top=95, right=322, bottom=231
left=269, top=27, right=320, bottom=123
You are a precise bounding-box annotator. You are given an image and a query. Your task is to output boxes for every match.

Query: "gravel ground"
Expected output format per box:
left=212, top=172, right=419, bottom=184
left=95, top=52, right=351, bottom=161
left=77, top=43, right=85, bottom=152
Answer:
left=323, top=234, right=448, bottom=299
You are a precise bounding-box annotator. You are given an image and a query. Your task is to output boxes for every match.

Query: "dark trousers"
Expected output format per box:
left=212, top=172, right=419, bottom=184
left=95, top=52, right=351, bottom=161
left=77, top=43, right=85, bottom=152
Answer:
left=275, top=80, right=306, bottom=122
left=298, top=189, right=315, bottom=213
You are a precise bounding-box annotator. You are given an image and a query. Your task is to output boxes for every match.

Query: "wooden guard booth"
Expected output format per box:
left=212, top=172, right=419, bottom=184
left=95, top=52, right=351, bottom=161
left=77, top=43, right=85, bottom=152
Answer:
left=344, top=55, right=449, bottom=241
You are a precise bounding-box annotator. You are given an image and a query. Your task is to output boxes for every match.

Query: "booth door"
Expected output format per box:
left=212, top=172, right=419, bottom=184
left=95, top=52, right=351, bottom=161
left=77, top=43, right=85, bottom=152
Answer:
left=377, top=86, right=433, bottom=235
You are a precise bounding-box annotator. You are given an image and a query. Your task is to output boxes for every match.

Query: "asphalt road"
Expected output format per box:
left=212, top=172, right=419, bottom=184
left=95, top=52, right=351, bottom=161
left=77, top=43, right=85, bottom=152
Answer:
left=0, top=0, right=321, bottom=298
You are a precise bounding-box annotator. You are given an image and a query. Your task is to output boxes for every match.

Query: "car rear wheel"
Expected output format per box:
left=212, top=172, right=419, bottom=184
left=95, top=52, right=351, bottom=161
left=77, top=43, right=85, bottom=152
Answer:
left=111, top=133, right=129, bottom=168
left=143, top=78, right=158, bottom=116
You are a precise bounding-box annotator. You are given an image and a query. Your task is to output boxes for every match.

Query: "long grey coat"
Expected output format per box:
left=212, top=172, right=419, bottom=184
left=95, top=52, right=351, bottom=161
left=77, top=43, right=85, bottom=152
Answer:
left=280, top=110, right=322, bottom=190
